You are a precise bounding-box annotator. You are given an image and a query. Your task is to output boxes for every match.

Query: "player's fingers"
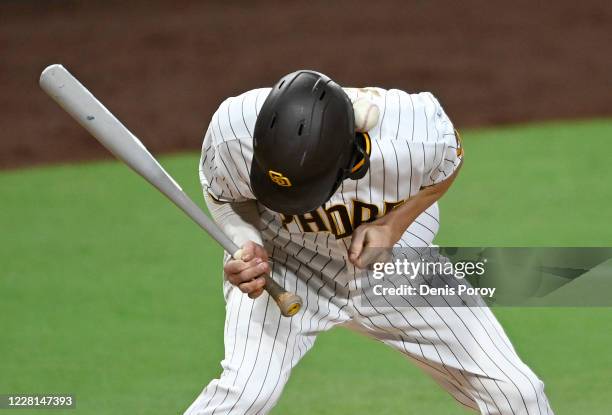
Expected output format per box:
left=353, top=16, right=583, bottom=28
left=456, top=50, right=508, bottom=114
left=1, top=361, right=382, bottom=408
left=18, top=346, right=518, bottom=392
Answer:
left=227, top=262, right=269, bottom=285
left=353, top=251, right=373, bottom=269
left=348, top=226, right=369, bottom=264
left=251, top=243, right=269, bottom=262
left=240, top=241, right=256, bottom=262
left=354, top=246, right=386, bottom=269
left=224, top=258, right=251, bottom=275
left=238, top=276, right=266, bottom=294
left=352, top=255, right=365, bottom=269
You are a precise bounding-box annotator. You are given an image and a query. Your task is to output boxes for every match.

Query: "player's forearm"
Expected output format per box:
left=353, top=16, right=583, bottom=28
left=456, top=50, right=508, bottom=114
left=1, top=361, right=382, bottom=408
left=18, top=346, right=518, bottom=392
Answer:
left=378, top=161, right=463, bottom=242
left=204, top=193, right=263, bottom=247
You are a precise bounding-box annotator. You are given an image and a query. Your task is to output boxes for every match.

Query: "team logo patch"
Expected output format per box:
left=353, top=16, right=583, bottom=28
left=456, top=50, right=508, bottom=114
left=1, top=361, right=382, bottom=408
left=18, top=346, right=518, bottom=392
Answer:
left=268, top=170, right=292, bottom=187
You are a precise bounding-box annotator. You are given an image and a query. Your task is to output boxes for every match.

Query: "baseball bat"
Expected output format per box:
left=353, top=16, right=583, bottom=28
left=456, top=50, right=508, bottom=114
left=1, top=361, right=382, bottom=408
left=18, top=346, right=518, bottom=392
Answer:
left=39, top=64, right=302, bottom=317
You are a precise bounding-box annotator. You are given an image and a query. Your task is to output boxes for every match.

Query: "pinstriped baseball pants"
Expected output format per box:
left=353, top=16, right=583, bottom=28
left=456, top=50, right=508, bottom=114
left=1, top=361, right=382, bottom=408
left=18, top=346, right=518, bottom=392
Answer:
left=183, top=252, right=553, bottom=415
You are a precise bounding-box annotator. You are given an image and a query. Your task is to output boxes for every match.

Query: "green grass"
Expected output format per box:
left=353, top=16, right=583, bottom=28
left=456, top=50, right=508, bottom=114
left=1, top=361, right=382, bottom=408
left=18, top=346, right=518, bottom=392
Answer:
left=1, top=119, right=611, bottom=414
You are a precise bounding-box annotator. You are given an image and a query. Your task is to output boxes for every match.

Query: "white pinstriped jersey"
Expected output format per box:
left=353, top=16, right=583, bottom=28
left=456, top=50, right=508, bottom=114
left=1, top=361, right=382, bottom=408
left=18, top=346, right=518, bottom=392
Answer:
left=199, top=87, right=463, bottom=261
left=188, top=88, right=554, bottom=415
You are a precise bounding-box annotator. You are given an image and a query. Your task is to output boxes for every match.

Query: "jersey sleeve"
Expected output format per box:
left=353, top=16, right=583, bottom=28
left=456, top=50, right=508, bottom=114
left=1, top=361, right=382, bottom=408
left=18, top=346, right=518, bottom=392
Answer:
left=419, top=93, right=464, bottom=187
left=199, top=119, right=255, bottom=203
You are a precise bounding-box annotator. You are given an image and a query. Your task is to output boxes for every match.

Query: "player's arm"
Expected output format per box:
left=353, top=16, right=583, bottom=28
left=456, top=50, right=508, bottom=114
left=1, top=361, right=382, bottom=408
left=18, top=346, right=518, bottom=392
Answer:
left=205, top=194, right=270, bottom=298
left=200, top=115, right=272, bottom=298
left=349, top=160, right=462, bottom=268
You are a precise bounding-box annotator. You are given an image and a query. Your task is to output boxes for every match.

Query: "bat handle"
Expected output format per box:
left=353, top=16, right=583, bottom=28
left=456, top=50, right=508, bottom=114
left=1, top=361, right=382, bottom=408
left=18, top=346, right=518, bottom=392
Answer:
left=233, top=249, right=302, bottom=317
left=262, top=275, right=303, bottom=317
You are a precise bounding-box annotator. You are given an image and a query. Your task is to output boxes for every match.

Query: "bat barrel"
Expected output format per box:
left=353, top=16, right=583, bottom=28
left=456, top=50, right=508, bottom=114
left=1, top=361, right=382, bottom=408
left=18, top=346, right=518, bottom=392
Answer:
left=40, top=64, right=179, bottom=193
left=40, top=65, right=232, bottom=251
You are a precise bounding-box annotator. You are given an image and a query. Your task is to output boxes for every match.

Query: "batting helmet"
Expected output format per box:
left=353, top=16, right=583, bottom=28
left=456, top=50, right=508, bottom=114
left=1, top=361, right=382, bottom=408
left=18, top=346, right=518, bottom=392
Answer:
left=250, top=70, right=370, bottom=215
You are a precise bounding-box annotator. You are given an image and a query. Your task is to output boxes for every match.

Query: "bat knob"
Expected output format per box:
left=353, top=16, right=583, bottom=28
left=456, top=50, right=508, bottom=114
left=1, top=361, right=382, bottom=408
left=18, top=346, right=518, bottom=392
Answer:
left=275, top=292, right=303, bottom=317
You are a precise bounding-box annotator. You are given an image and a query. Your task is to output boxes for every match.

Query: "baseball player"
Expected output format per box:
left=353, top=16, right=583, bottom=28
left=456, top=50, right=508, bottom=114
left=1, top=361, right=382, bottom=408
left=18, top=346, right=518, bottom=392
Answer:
left=184, top=71, right=553, bottom=414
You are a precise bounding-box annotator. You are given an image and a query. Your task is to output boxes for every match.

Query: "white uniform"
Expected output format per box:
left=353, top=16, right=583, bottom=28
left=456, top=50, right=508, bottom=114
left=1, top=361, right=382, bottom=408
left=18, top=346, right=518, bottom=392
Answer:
left=185, top=88, right=553, bottom=415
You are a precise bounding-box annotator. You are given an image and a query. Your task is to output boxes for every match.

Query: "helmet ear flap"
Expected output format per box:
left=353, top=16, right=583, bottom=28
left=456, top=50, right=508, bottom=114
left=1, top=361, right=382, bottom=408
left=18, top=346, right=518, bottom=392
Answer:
left=348, top=154, right=369, bottom=180
left=347, top=132, right=371, bottom=180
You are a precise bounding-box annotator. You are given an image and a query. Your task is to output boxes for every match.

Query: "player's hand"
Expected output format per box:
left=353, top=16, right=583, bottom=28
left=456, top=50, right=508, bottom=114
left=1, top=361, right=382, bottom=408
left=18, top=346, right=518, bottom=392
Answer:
left=348, top=222, right=396, bottom=269
left=224, top=241, right=269, bottom=299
